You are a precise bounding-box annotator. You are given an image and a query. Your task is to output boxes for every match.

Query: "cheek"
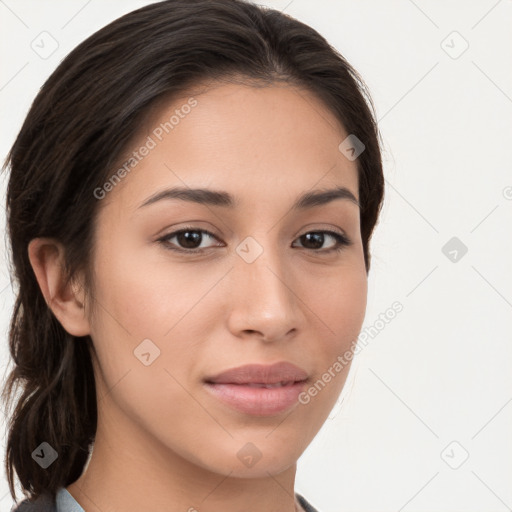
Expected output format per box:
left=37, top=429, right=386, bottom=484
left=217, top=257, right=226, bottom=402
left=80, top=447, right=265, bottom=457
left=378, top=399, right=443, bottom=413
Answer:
left=311, top=263, right=368, bottom=347
left=303, top=264, right=367, bottom=396
left=87, top=241, right=226, bottom=396
left=92, top=242, right=209, bottom=338
left=87, top=249, right=211, bottom=431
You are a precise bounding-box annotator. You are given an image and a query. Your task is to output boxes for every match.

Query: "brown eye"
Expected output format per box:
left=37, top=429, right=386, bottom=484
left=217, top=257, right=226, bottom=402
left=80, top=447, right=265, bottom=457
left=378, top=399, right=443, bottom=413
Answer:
left=293, top=230, right=351, bottom=253
left=158, top=228, right=222, bottom=253
left=175, top=230, right=202, bottom=249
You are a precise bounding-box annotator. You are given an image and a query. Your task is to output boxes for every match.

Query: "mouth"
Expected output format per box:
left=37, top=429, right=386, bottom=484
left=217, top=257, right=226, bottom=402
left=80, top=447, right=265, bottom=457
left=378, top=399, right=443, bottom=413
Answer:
left=203, top=362, right=309, bottom=416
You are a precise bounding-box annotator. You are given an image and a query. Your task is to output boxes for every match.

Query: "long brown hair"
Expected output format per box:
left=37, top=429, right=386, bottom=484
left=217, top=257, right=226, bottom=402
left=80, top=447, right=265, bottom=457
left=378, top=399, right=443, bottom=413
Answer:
left=1, top=0, right=384, bottom=503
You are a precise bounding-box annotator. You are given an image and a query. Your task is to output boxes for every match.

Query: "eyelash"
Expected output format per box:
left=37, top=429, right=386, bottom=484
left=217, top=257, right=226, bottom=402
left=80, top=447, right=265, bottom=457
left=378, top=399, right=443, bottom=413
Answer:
left=157, top=226, right=352, bottom=255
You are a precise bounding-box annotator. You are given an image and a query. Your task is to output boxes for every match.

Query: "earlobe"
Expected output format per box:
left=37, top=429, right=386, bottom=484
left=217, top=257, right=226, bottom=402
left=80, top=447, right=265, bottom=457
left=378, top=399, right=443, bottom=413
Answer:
left=27, top=238, right=91, bottom=337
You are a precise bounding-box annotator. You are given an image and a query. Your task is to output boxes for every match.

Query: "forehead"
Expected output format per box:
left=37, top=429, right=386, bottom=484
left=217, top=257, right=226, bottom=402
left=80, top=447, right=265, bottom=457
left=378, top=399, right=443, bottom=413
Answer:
left=99, top=82, right=359, bottom=216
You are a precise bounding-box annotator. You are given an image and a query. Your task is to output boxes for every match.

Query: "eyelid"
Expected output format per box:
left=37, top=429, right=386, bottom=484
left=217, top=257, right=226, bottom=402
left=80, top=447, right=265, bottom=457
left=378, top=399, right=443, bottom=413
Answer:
left=296, top=226, right=346, bottom=239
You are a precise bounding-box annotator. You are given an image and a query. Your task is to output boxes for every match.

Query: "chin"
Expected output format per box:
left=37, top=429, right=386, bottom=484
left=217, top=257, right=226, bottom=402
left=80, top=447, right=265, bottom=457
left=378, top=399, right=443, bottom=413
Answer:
left=183, top=435, right=303, bottom=478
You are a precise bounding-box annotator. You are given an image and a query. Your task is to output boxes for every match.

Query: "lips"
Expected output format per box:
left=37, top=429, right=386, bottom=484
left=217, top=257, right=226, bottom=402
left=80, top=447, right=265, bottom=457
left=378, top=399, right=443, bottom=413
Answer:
left=204, top=361, right=309, bottom=386
left=203, top=362, right=309, bottom=415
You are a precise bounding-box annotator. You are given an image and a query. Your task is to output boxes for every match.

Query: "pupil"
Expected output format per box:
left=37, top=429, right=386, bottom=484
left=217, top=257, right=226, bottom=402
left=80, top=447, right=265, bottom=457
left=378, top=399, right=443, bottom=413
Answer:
left=179, top=231, right=201, bottom=248
left=303, top=232, right=323, bottom=249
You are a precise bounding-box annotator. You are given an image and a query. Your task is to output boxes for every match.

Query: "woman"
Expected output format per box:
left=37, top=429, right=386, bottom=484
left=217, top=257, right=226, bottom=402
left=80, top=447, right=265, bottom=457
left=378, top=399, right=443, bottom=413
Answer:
left=2, top=0, right=384, bottom=510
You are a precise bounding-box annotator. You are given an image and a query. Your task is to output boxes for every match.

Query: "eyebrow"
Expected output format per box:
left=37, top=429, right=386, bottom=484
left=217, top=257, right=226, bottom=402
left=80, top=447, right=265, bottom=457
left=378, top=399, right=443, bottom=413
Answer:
left=137, top=185, right=360, bottom=210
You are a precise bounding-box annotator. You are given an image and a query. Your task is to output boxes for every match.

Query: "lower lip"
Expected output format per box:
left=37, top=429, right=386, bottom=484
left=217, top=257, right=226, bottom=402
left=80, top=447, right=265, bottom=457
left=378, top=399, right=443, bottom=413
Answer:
left=203, top=381, right=307, bottom=416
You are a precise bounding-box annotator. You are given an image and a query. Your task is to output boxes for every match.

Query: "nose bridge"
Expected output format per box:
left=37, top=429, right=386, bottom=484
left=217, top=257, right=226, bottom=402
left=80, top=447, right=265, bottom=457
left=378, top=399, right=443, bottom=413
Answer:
left=236, top=232, right=291, bottom=301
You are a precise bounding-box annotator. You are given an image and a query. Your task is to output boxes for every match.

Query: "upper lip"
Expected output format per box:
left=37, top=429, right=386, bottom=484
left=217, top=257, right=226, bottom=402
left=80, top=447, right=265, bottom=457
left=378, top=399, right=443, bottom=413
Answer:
left=204, top=362, right=309, bottom=385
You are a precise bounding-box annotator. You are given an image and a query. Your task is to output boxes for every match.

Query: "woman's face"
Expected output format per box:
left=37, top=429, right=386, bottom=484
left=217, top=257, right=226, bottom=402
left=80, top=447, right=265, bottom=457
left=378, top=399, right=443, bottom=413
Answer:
left=86, top=81, right=367, bottom=478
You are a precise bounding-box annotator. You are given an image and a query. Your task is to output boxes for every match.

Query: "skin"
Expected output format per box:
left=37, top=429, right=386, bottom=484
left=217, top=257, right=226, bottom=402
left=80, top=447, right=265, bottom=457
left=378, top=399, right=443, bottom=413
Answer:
left=28, top=81, right=367, bottom=512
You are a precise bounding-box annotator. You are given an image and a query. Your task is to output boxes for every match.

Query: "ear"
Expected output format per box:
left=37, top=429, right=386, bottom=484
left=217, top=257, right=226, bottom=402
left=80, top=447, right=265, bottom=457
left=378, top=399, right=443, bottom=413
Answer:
left=27, top=237, right=91, bottom=337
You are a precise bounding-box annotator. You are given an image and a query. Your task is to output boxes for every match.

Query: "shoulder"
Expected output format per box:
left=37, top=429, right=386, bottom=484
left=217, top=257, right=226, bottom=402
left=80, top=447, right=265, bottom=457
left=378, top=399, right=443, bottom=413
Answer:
left=11, top=492, right=56, bottom=512
left=296, top=492, right=321, bottom=512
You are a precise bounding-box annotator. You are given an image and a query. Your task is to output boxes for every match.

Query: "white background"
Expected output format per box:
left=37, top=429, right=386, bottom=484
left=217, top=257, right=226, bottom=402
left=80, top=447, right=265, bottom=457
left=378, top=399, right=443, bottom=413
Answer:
left=1, top=1, right=511, bottom=511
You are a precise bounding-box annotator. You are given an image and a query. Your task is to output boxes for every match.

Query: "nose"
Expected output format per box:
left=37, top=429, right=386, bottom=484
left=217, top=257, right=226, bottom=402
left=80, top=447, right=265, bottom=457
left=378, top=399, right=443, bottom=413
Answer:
left=226, top=237, right=302, bottom=342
